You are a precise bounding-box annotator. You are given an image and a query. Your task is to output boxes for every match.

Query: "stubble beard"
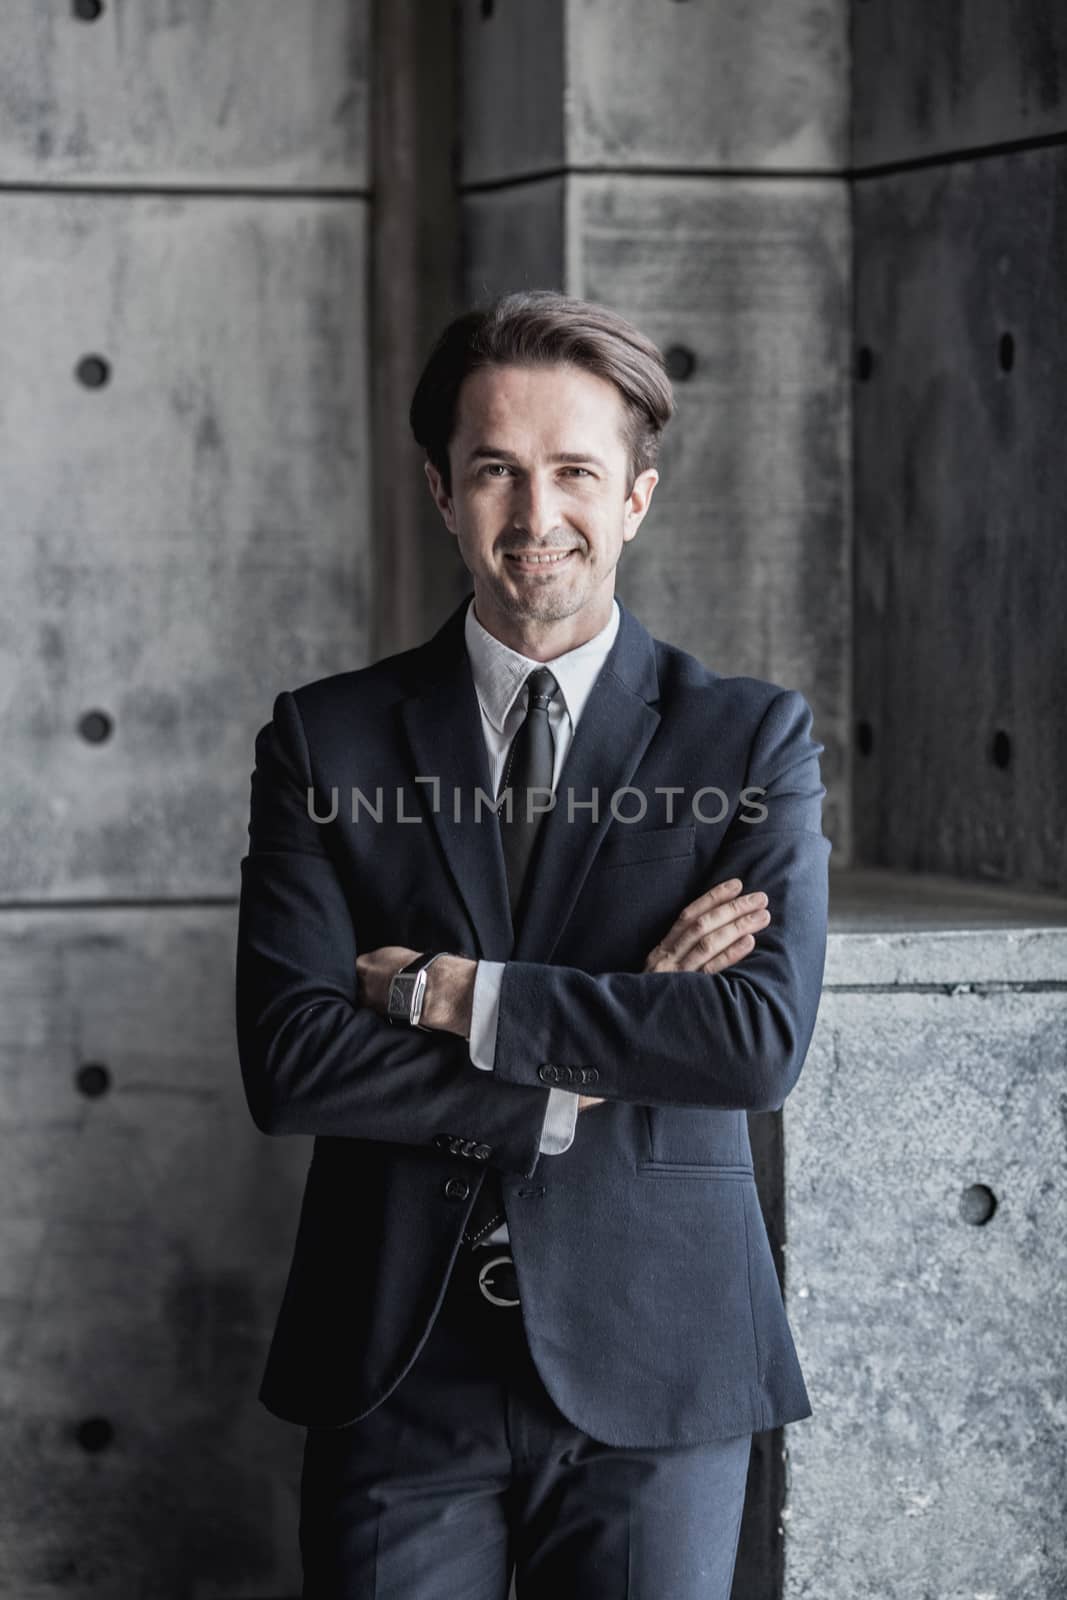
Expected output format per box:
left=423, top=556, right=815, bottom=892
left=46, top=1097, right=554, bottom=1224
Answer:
left=491, top=557, right=591, bottom=624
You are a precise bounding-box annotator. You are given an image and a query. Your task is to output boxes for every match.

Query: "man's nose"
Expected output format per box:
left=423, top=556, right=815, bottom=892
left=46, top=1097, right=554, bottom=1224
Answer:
left=510, top=473, right=567, bottom=538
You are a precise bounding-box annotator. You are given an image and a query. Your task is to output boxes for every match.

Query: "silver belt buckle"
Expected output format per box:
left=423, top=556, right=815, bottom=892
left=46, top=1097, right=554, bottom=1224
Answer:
left=476, top=1251, right=520, bottom=1307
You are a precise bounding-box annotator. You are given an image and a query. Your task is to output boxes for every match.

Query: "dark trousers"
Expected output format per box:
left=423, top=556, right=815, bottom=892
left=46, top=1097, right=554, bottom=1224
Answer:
left=298, top=1245, right=752, bottom=1599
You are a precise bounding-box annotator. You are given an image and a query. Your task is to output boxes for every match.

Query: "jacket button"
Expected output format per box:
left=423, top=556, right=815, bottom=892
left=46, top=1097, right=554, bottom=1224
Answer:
left=444, top=1178, right=470, bottom=1200
left=585, top=1068, right=599, bottom=1083
left=473, top=1144, right=491, bottom=1160
left=432, top=1133, right=451, bottom=1149
left=539, top=1064, right=559, bottom=1084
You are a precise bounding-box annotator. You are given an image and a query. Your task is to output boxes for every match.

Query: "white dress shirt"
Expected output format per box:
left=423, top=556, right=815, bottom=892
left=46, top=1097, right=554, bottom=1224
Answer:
left=462, top=593, right=622, bottom=1245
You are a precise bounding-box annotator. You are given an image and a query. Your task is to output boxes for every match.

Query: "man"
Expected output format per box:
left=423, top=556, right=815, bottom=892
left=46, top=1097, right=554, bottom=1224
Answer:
left=236, top=290, right=830, bottom=1598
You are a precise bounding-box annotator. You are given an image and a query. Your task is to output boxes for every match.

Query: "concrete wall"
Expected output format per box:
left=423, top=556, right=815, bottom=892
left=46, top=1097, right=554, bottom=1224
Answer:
left=782, top=10, right=1067, bottom=1592
left=852, top=2, right=1067, bottom=167
left=369, top=0, right=464, bottom=659
left=0, top=4, right=370, bottom=1594
left=0, top=907, right=303, bottom=1593
left=785, top=871, right=1067, bottom=1599
left=0, top=191, right=369, bottom=899
left=851, top=2, right=1067, bottom=893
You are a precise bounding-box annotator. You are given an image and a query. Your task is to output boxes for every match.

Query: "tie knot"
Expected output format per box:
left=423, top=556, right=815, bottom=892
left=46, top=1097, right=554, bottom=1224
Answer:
left=525, top=667, right=559, bottom=711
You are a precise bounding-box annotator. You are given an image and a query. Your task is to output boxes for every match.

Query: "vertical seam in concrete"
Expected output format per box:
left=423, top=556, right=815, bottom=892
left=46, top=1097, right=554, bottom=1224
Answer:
left=560, top=0, right=571, bottom=166
left=846, top=0, right=859, bottom=876
left=561, top=0, right=578, bottom=301
left=370, top=0, right=463, bottom=659
left=564, top=163, right=580, bottom=294
left=839, top=163, right=855, bottom=871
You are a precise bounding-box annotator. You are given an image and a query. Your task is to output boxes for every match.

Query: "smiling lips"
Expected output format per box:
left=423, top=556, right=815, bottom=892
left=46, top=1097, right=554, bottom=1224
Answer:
left=505, top=549, right=578, bottom=569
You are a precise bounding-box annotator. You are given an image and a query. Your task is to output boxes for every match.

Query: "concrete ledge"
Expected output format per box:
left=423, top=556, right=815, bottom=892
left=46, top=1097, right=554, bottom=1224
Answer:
left=826, top=866, right=1067, bottom=987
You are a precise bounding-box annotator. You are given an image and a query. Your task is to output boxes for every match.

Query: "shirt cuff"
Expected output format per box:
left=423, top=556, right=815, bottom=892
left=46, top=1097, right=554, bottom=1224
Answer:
left=539, top=1086, right=579, bottom=1153
left=469, top=960, right=579, bottom=1155
left=469, top=960, right=505, bottom=1070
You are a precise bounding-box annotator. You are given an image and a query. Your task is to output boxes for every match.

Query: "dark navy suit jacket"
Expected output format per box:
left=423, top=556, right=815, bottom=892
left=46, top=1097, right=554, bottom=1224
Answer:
left=235, top=591, right=831, bottom=1445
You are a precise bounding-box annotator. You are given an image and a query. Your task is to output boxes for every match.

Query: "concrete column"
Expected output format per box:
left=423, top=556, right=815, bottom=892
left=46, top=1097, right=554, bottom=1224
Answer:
left=0, top=4, right=371, bottom=1591
left=786, top=869, right=1067, bottom=1598
left=851, top=2, right=1067, bottom=891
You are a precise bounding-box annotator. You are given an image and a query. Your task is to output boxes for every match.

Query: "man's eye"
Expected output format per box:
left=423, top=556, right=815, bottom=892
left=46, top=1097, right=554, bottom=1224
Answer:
left=479, top=464, right=593, bottom=480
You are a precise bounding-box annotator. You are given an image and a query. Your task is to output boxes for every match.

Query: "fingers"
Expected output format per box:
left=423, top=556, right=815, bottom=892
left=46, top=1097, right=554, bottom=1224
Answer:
left=678, top=893, right=770, bottom=971
left=680, top=877, right=746, bottom=919
left=699, top=931, right=758, bottom=975
left=643, top=878, right=771, bottom=974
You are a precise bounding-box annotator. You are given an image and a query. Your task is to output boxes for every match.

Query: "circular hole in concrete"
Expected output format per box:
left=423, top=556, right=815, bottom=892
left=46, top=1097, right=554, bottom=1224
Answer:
left=76, top=1416, right=114, bottom=1452
left=664, top=345, right=696, bottom=382
left=76, top=1062, right=111, bottom=1098
left=78, top=709, right=114, bottom=745
left=959, top=1184, right=997, bottom=1226
left=75, top=353, right=111, bottom=389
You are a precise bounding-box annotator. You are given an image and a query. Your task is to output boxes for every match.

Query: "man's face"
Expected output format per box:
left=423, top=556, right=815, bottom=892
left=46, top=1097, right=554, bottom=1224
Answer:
left=424, top=362, right=658, bottom=648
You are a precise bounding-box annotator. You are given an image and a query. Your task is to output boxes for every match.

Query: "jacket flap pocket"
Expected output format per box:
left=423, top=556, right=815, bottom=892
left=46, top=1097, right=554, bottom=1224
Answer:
left=597, top=823, right=696, bottom=867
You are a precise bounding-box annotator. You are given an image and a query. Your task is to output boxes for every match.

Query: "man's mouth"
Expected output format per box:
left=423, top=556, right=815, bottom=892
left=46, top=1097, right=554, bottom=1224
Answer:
left=504, top=549, right=578, bottom=569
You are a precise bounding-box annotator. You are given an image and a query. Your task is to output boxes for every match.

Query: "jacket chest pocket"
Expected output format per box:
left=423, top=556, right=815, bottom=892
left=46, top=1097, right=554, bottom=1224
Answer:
left=594, top=822, right=696, bottom=869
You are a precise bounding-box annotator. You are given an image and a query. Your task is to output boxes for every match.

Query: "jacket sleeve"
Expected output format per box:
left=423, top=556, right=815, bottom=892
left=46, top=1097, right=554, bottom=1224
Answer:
left=490, top=688, right=832, bottom=1113
left=234, top=689, right=553, bottom=1178
left=469, top=959, right=579, bottom=1154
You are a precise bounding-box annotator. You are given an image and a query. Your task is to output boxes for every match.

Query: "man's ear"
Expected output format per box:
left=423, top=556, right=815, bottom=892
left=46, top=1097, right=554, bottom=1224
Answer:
left=424, top=459, right=456, bottom=532
left=622, top=467, right=659, bottom=543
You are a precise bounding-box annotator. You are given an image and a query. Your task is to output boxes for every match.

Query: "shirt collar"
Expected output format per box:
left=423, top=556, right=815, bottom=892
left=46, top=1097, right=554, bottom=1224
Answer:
left=463, top=595, right=621, bottom=734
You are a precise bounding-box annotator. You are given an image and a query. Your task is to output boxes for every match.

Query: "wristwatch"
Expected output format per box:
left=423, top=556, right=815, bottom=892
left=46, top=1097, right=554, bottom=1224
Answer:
left=386, top=951, right=448, bottom=1031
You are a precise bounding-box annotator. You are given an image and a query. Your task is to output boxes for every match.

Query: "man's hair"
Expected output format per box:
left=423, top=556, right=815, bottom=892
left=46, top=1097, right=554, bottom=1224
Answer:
left=409, top=289, right=675, bottom=497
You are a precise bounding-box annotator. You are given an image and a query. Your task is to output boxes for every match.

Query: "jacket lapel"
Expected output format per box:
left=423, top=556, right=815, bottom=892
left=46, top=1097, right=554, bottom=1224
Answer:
left=399, top=592, right=661, bottom=965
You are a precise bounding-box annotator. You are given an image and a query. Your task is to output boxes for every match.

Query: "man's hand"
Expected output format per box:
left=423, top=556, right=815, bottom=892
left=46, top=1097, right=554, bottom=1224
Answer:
left=578, top=878, right=771, bottom=1112
left=643, top=877, right=770, bottom=975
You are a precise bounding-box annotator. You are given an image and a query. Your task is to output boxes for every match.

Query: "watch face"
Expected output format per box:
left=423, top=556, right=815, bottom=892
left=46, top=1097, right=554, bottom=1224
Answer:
left=388, top=975, right=417, bottom=1019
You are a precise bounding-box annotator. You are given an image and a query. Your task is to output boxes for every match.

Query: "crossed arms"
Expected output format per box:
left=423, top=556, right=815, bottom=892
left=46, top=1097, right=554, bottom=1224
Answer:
left=235, top=687, right=831, bottom=1179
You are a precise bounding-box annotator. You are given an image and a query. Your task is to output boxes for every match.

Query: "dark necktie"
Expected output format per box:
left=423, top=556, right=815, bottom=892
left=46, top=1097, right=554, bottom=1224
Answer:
left=462, top=665, right=560, bottom=1249
left=497, top=665, right=560, bottom=922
